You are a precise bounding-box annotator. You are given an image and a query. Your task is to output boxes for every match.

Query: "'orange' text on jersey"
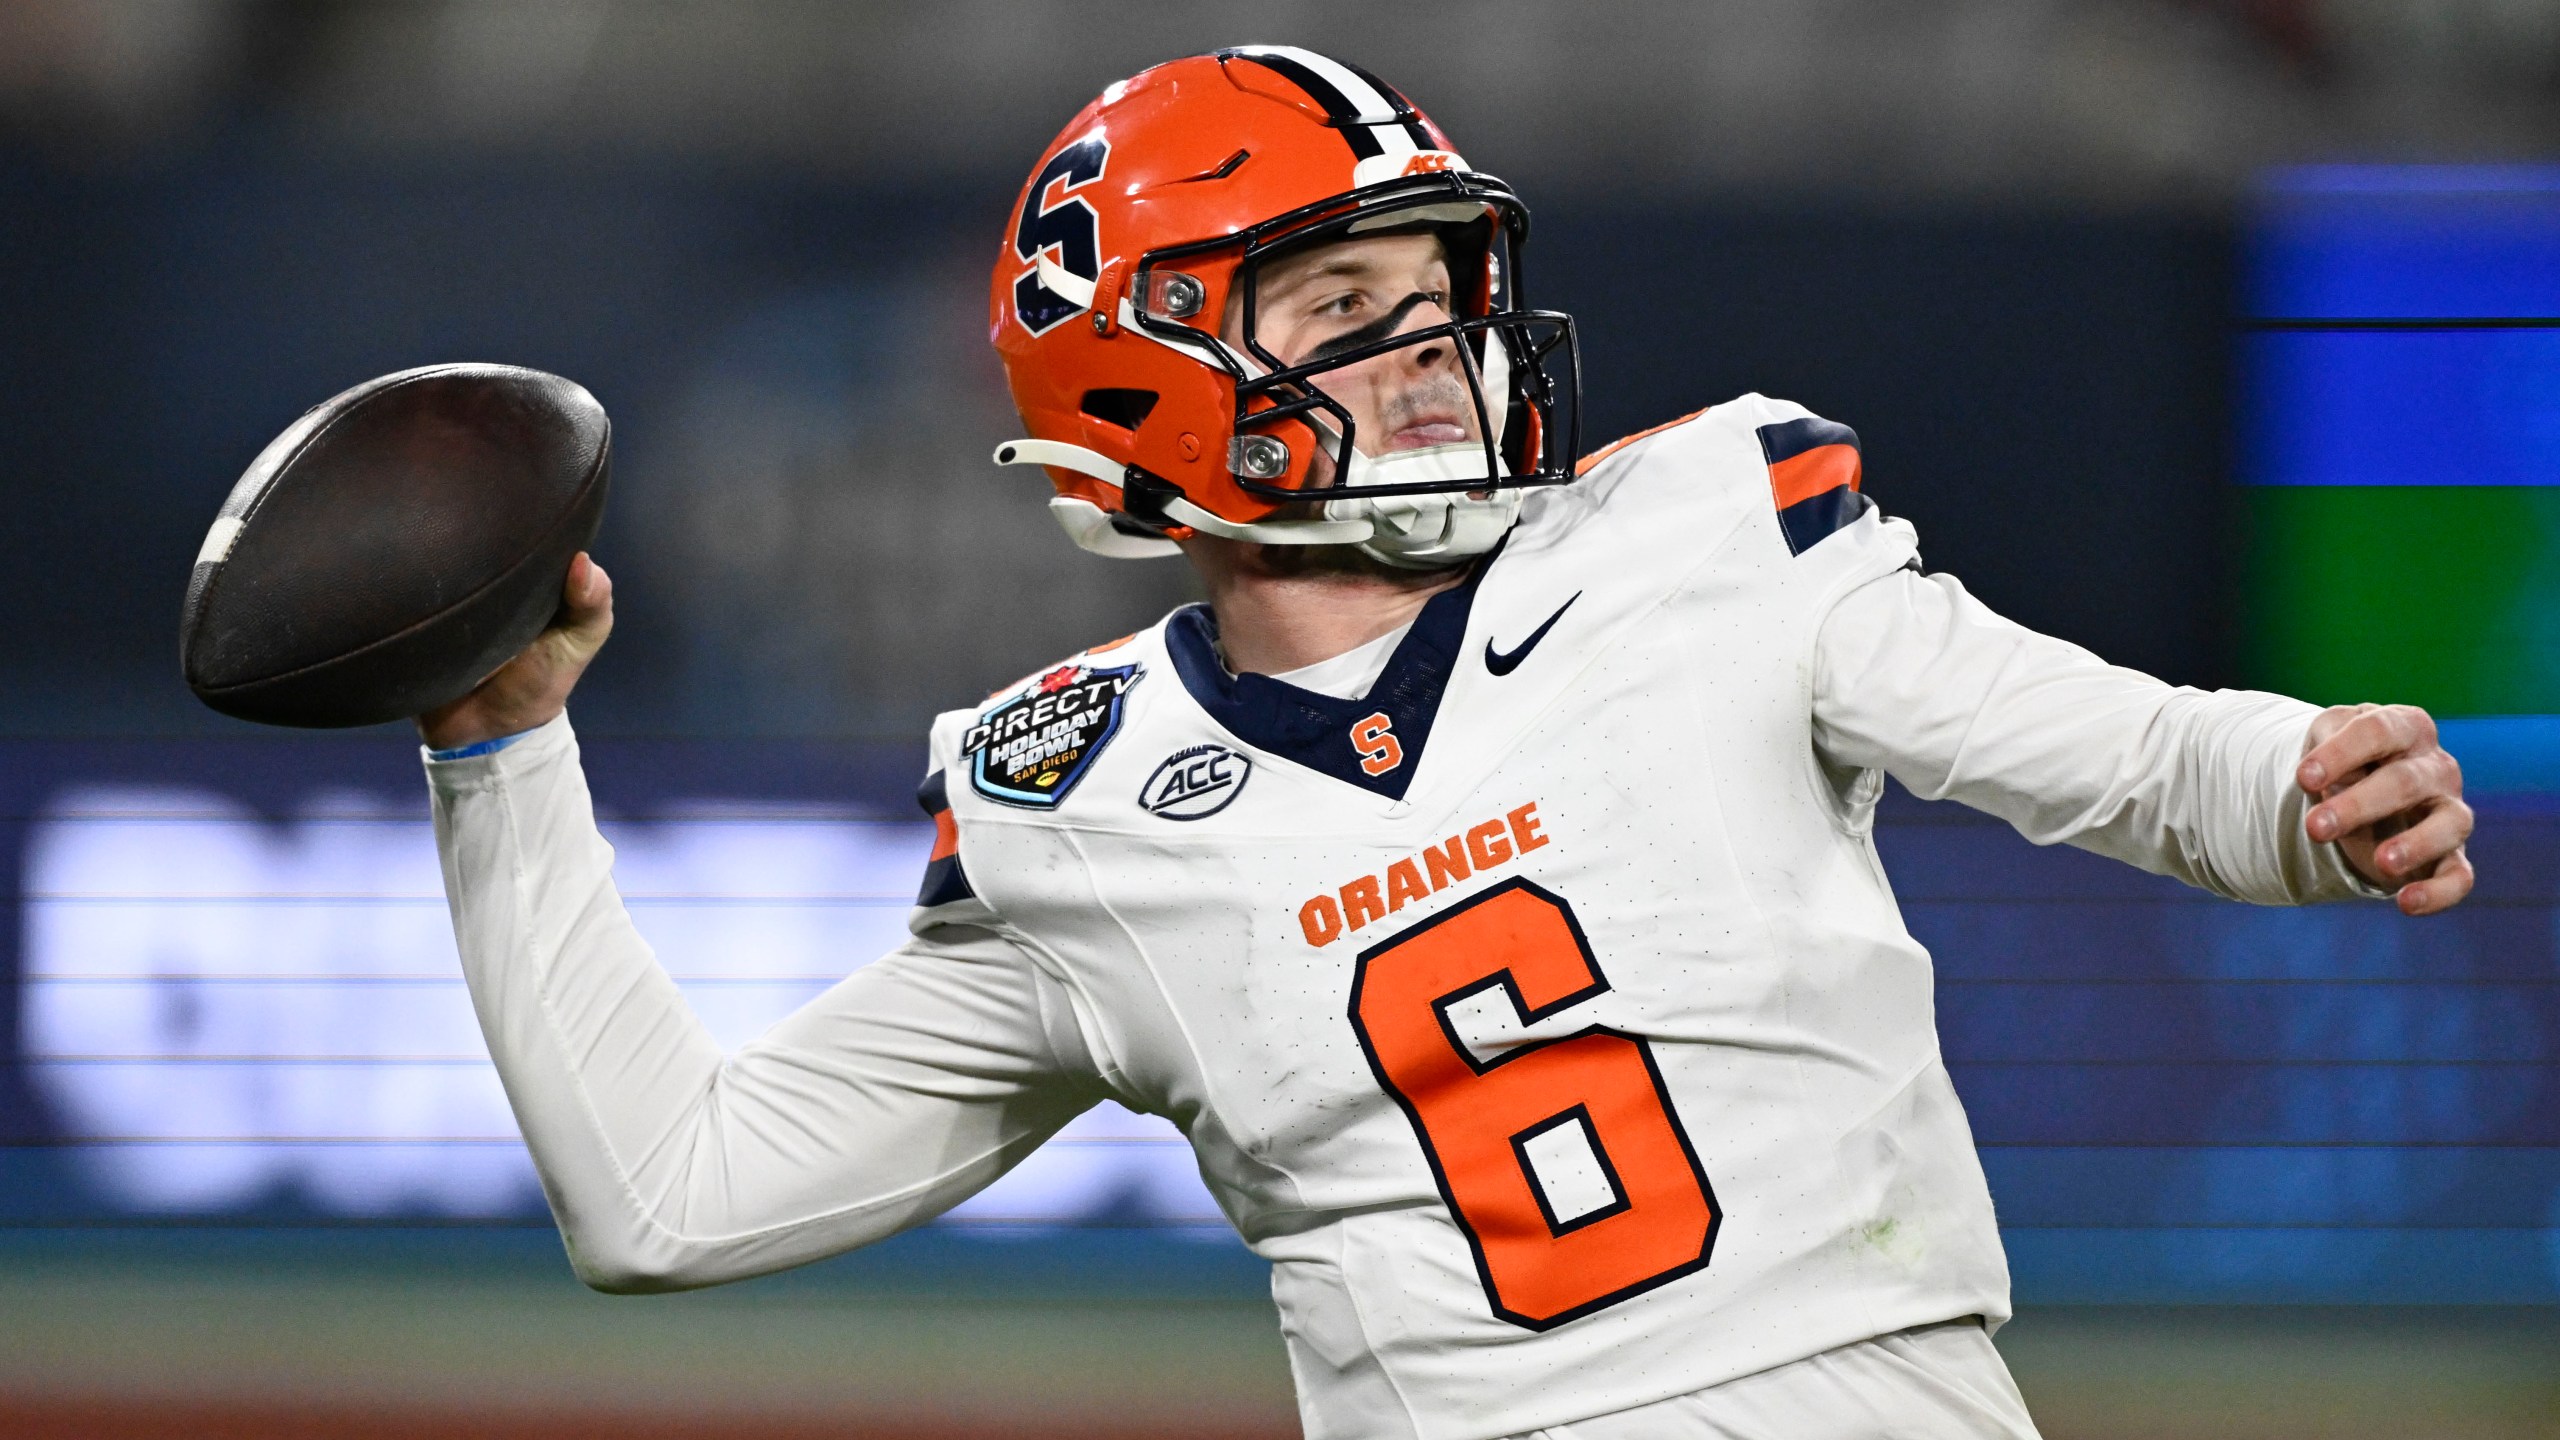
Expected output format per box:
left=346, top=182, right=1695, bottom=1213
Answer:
left=1299, top=802, right=1549, bottom=947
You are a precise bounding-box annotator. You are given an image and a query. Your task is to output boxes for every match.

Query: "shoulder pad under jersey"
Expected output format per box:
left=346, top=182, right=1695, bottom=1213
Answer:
left=909, top=628, right=1152, bottom=927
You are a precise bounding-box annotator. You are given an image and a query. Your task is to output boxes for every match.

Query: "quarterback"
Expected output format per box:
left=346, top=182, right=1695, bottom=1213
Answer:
left=417, top=48, right=2474, bottom=1440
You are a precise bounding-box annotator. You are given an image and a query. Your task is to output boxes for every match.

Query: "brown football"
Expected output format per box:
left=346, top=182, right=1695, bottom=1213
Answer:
left=180, top=363, right=611, bottom=728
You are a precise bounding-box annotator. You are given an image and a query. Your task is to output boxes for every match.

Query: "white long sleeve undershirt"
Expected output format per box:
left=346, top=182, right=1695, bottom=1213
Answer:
left=1813, top=565, right=2378, bottom=905
left=429, top=721, right=1105, bottom=1291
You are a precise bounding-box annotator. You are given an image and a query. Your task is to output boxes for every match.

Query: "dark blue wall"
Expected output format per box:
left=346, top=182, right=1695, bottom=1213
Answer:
left=1, top=149, right=2235, bottom=737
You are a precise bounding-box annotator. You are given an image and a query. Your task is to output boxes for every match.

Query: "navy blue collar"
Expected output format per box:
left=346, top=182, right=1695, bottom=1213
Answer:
left=1165, top=557, right=1491, bottom=802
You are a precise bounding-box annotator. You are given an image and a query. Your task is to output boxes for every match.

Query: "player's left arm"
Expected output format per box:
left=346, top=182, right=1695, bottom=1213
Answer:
left=2296, top=703, right=2474, bottom=915
left=1810, top=564, right=2473, bottom=912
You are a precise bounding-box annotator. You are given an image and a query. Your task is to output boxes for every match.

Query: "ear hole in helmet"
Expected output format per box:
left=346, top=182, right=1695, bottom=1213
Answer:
left=1079, top=388, right=1160, bottom=431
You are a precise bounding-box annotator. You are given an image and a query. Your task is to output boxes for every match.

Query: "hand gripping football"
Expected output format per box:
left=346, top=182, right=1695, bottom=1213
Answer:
left=180, top=363, right=611, bottom=728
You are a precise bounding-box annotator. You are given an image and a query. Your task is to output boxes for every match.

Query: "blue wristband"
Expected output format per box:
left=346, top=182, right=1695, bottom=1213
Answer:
left=426, top=729, right=534, bottom=762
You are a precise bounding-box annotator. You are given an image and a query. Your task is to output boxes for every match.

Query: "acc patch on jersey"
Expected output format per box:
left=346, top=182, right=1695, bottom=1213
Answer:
left=1139, top=743, right=1251, bottom=819
left=965, top=662, right=1142, bottom=808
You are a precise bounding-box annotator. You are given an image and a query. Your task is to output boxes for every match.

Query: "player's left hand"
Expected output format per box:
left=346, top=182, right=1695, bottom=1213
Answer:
left=2298, top=703, right=2474, bottom=916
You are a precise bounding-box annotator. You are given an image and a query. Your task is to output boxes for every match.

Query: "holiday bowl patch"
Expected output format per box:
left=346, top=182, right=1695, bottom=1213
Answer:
left=965, top=662, right=1142, bottom=808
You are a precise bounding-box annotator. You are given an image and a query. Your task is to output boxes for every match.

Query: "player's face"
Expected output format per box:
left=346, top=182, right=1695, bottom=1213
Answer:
left=1231, top=231, right=1476, bottom=481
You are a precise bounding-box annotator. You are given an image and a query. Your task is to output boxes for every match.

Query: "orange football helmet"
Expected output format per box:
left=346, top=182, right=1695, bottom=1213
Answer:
left=989, top=45, right=1581, bottom=568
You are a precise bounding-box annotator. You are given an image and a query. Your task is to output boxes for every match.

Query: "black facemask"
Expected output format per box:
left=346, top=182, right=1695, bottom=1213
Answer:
left=1299, top=292, right=1448, bottom=369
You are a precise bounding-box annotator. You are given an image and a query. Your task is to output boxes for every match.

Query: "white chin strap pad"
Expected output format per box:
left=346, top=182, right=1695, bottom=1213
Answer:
left=1329, top=487, right=1521, bottom=569
left=1320, top=431, right=1522, bottom=568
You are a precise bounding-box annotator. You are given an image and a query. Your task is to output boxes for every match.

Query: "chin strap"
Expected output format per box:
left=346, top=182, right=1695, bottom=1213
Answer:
left=995, top=440, right=1179, bottom=557
left=994, top=436, right=1519, bottom=563
left=995, top=439, right=1375, bottom=554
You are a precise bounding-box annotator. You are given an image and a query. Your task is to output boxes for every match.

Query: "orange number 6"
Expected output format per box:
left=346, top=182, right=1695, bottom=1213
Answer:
left=1349, top=878, right=1718, bottom=1329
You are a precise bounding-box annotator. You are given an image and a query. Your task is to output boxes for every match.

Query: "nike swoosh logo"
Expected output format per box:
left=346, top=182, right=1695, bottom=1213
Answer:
left=1484, top=593, right=1580, bottom=677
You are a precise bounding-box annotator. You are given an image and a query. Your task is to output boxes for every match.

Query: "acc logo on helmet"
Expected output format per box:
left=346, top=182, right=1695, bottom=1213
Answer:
left=1350, top=148, right=1466, bottom=189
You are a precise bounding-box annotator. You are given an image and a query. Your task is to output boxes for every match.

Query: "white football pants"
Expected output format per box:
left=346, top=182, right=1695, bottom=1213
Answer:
left=1508, top=1319, right=2041, bottom=1440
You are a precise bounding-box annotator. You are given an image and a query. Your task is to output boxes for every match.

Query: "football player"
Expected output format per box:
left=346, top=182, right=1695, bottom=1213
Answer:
left=418, top=47, right=2474, bottom=1440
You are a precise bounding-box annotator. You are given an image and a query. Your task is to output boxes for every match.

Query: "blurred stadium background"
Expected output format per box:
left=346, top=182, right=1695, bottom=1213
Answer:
left=2, top=1, right=2557, bottom=1436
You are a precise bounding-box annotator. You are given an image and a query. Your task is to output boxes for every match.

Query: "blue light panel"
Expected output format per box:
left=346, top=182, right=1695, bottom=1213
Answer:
left=2246, top=166, right=2560, bottom=487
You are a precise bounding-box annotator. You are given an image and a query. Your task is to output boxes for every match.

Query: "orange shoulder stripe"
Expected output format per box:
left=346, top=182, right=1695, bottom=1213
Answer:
left=1768, top=444, right=1861, bottom=510
left=1574, top=407, right=1712, bottom=476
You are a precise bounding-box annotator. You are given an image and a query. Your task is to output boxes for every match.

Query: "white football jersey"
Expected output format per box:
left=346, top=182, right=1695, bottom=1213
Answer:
left=915, top=393, right=1996, bottom=1438
left=428, top=394, right=2369, bottom=1440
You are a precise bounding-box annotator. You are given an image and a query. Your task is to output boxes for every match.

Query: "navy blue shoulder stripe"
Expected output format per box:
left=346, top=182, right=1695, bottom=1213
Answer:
left=1776, top=487, right=1876, bottom=557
